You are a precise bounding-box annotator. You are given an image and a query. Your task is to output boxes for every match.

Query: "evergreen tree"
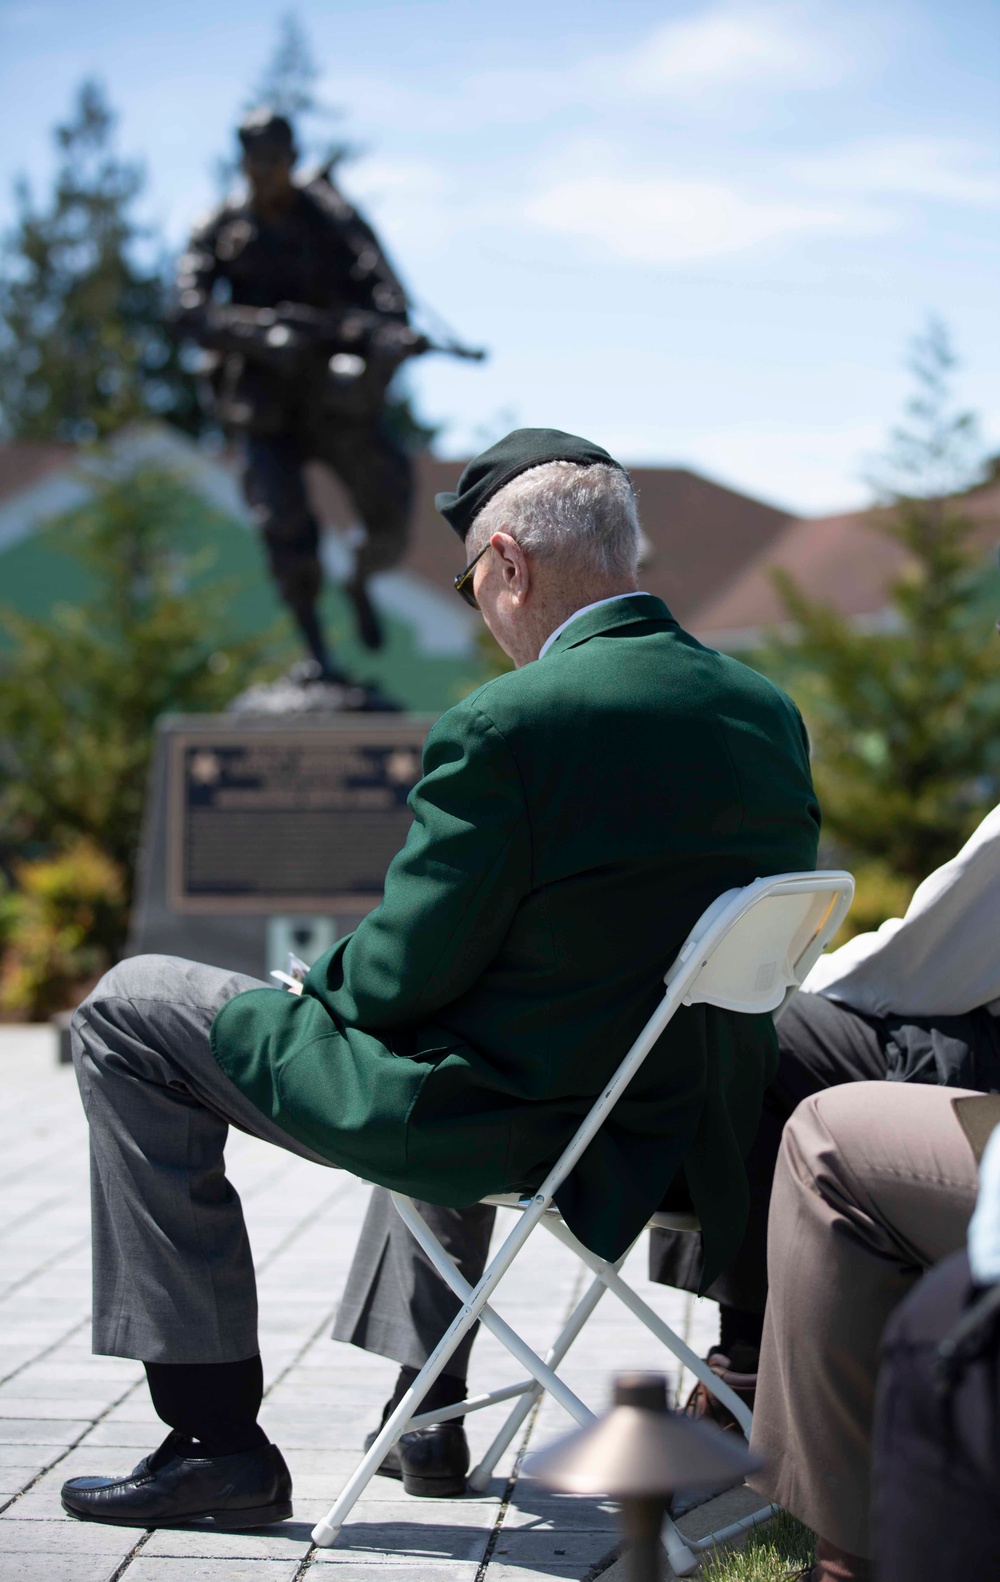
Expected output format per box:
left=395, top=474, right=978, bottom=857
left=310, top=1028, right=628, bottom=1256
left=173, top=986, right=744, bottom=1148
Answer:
left=212, top=11, right=355, bottom=194
left=0, top=461, right=266, bottom=929
left=248, top=11, right=322, bottom=123
left=0, top=80, right=202, bottom=441
left=766, top=319, right=998, bottom=914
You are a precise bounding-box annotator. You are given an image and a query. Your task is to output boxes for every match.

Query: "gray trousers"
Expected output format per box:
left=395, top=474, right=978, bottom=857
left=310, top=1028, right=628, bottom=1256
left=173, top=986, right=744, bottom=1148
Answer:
left=74, top=954, right=327, bottom=1362
left=333, top=1189, right=495, bottom=1376
left=73, top=952, right=491, bottom=1373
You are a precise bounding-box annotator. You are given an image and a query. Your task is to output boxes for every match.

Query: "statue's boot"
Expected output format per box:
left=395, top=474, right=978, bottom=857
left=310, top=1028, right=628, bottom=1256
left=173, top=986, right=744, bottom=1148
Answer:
left=346, top=575, right=385, bottom=651
left=289, top=599, right=344, bottom=680
left=287, top=595, right=399, bottom=711
left=278, top=659, right=401, bottom=713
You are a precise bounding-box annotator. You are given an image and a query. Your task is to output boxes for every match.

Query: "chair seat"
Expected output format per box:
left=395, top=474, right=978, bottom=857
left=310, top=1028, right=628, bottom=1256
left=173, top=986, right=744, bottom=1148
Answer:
left=483, top=1193, right=701, bottom=1234
left=481, top=1192, right=555, bottom=1211
left=649, top=1210, right=701, bottom=1232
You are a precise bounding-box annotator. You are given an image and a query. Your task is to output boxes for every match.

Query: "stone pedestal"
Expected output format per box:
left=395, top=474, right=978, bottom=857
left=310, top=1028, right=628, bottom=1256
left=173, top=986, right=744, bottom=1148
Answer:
left=128, top=712, right=432, bottom=979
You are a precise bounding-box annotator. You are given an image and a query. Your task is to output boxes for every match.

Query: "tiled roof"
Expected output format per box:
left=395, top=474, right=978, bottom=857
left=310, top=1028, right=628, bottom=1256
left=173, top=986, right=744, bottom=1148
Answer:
left=688, top=480, right=1000, bottom=647
left=307, top=453, right=794, bottom=624
left=0, top=441, right=76, bottom=500
left=0, top=432, right=797, bottom=627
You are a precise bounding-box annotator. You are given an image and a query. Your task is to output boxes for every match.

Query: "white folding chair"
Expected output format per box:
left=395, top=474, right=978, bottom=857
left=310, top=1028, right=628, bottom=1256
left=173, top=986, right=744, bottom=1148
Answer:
left=312, top=869, right=854, bottom=1572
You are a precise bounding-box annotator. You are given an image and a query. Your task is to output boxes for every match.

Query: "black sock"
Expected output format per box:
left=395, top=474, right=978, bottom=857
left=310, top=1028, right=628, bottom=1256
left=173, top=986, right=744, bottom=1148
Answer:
left=387, top=1364, right=467, bottom=1419
left=717, top=1307, right=764, bottom=1366
left=145, top=1356, right=268, bottom=1458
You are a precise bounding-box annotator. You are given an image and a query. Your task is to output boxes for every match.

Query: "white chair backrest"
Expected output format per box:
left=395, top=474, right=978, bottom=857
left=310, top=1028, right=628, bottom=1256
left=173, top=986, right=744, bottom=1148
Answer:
left=664, top=871, right=855, bottom=1018
left=539, top=871, right=854, bottom=1202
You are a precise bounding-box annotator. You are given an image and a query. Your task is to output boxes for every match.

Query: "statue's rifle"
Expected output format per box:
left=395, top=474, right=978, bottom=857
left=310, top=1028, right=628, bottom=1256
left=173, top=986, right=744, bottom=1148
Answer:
left=203, top=302, right=485, bottom=370
left=297, top=161, right=488, bottom=368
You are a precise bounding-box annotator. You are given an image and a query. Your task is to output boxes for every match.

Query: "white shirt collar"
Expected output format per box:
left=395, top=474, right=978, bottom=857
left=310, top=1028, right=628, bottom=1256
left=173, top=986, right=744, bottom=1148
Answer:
left=538, top=593, right=650, bottom=660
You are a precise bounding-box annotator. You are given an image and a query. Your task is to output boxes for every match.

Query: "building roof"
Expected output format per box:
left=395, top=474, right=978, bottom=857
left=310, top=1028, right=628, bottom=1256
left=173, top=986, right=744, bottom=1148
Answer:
left=6, top=433, right=997, bottom=657
left=0, top=441, right=76, bottom=500
left=688, top=479, right=1000, bottom=649
left=0, top=436, right=794, bottom=624
left=0, top=428, right=799, bottom=709
left=306, top=453, right=794, bottom=624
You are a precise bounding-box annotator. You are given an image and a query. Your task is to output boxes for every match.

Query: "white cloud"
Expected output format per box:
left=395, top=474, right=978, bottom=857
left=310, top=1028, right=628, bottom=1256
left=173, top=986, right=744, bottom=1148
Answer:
left=623, top=6, right=837, bottom=97
left=315, top=14, right=994, bottom=287
left=524, top=171, right=883, bottom=264
left=339, top=156, right=478, bottom=263
left=592, top=418, right=883, bottom=514
left=324, top=4, right=849, bottom=134
left=794, top=137, right=1000, bottom=209
left=344, top=156, right=451, bottom=219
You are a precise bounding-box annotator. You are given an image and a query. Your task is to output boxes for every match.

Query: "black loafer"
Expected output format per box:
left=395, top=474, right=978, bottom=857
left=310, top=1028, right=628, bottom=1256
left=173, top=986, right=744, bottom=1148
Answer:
left=364, top=1420, right=469, bottom=1497
left=61, top=1430, right=293, bottom=1529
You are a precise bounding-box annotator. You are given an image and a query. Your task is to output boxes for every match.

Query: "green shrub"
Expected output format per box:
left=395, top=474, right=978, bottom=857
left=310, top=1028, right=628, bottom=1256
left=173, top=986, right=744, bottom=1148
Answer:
left=0, top=840, right=124, bottom=1020
left=828, top=859, right=917, bottom=947
left=0, top=461, right=267, bottom=912
left=0, top=458, right=271, bottom=1011
left=762, top=322, right=998, bottom=889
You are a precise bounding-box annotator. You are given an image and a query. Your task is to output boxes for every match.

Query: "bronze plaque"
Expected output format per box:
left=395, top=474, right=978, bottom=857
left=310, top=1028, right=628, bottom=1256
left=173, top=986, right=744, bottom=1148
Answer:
left=167, top=721, right=429, bottom=914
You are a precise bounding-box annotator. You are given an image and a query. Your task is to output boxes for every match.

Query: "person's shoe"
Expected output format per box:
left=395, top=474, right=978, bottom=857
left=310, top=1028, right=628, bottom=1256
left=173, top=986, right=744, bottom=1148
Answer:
left=61, top=1430, right=292, bottom=1529
left=682, top=1346, right=758, bottom=1433
left=363, top=1420, right=469, bottom=1497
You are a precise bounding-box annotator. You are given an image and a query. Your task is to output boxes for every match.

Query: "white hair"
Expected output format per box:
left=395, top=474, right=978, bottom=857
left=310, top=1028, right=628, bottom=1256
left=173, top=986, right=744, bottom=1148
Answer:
left=467, top=460, right=640, bottom=580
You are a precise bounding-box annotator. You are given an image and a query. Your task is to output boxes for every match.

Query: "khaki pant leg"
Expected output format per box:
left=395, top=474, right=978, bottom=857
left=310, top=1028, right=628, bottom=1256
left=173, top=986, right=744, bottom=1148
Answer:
left=748, top=1082, right=979, bottom=1557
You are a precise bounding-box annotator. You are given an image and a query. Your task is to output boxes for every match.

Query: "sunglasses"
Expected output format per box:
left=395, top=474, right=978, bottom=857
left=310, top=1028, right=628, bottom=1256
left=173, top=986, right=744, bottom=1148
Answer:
left=453, top=542, right=492, bottom=609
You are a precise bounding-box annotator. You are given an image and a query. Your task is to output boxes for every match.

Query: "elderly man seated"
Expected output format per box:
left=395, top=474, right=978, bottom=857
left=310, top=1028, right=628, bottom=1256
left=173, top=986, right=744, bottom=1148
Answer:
left=344, top=801, right=1000, bottom=1493
left=61, top=428, right=819, bottom=1529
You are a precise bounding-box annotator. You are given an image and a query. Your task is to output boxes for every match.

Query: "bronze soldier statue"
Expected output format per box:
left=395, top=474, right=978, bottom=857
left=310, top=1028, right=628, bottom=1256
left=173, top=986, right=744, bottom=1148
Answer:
left=175, top=111, right=470, bottom=701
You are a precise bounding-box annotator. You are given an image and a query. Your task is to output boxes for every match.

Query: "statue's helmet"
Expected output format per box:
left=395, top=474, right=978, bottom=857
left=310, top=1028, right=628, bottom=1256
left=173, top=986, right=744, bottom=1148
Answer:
left=238, top=110, right=296, bottom=161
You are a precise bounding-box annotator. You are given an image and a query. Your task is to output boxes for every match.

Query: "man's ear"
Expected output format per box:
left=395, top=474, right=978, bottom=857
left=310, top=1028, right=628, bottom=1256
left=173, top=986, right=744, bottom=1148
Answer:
left=490, top=532, right=530, bottom=602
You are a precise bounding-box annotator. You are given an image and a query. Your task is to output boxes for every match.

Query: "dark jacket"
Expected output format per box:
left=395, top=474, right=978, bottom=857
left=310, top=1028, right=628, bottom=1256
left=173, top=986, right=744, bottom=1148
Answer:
left=212, top=595, right=820, bottom=1285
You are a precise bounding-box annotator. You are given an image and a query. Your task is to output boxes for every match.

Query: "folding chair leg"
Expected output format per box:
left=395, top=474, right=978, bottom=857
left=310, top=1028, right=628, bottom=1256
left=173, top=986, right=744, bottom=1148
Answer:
left=310, top=1279, right=486, bottom=1545
left=662, top=1500, right=781, bottom=1576
left=475, top=1304, right=597, bottom=1427
left=312, top=1196, right=595, bottom=1547
left=535, top=1219, right=778, bottom=1571
left=541, top=1216, right=753, bottom=1436
left=467, top=1265, right=616, bottom=1492
left=393, top=1193, right=597, bottom=1429
left=466, top=1387, right=543, bottom=1496
left=662, top=1514, right=700, bottom=1576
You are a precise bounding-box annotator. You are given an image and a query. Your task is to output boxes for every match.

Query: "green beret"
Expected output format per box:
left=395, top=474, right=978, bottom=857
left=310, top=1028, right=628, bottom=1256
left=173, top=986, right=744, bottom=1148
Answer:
left=435, top=427, right=625, bottom=540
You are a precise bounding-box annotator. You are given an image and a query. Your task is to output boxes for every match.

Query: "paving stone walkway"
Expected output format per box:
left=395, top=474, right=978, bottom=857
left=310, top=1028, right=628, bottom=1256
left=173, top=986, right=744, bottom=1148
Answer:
left=0, top=1025, right=721, bottom=1582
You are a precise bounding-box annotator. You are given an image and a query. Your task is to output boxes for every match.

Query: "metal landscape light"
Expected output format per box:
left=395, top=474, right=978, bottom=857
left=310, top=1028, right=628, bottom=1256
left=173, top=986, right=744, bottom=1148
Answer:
left=524, top=1372, right=762, bottom=1582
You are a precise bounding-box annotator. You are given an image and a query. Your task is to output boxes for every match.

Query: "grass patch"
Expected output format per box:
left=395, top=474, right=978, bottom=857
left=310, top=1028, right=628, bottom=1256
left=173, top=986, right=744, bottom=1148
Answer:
left=699, top=1511, right=815, bottom=1581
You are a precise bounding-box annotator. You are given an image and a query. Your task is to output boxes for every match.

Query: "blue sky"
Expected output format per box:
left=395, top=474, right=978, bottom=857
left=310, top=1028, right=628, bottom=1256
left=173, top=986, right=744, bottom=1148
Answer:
left=1, top=0, right=998, bottom=513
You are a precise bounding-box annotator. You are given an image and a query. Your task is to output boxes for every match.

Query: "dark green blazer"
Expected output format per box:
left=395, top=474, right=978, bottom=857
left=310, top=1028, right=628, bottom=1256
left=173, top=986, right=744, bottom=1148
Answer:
left=212, top=595, right=820, bottom=1286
